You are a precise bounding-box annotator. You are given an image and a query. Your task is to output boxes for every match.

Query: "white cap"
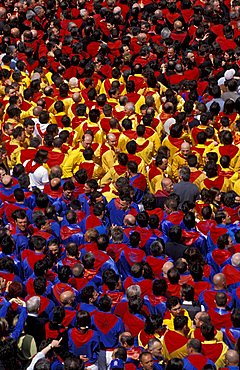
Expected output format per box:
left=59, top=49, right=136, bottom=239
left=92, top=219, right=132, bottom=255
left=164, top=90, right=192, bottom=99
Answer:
left=164, top=118, right=176, bottom=135
left=218, top=77, right=225, bottom=86
left=224, top=68, right=235, bottom=81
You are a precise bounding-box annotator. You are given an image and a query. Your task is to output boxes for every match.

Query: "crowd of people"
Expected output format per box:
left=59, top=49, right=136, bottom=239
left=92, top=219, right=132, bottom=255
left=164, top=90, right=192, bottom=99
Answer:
left=0, top=0, right=240, bottom=369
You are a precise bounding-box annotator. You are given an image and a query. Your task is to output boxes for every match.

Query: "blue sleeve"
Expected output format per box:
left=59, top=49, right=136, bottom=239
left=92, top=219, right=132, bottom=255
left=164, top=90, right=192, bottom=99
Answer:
left=0, top=300, right=10, bottom=318
left=10, top=307, right=27, bottom=341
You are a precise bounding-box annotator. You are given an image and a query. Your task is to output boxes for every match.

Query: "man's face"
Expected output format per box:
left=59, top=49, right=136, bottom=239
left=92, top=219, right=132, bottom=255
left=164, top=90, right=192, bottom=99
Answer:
left=160, top=158, right=168, bottom=170
left=167, top=48, right=175, bottom=59
left=223, top=212, right=231, bottom=225
left=91, top=290, right=98, bottom=303
left=48, top=243, right=59, bottom=256
left=25, top=125, right=34, bottom=135
left=16, top=217, right=28, bottom=231
left=108, top=137, right=117, bottom=147
left=194, top=312, right=202, bottom=327
left=19, top=131, right=26, bottom=143
left=151, top=342, right=163, bottom=359
left=181, top=145, right=190, bottom=158
left=119, top=199, right=130, bottom=211
left=83, top=183, right=91, bottom=194
left=82, top=136, right=92, bottom=149
left=164, top=180, right=173, bottom=193
left=140, top=354, right=154, bottom=370
left=63, top=189, right=73, bottom=199
left=170, top=303, right=182, bottom=317
left=5, top=124, right=14, bottom=135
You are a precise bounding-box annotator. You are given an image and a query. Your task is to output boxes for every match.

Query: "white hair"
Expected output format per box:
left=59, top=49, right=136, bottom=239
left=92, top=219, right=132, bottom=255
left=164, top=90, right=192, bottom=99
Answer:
left=26, top=296, right=40, bottom=314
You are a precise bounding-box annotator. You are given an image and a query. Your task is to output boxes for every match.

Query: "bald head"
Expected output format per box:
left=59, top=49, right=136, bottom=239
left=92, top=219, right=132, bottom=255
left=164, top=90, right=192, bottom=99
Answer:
left=232, top=253, right=240, bottom=267
left=181, top=141, right=191, bottom=158
left=174, top=20, right=183, bottom=31
left=60, top=290, right=75, bottom=305
left=72, top=92, right=81, bottom=103
left=213, top=273, right=226, bottom=289
left=50, top=165, right=62, bottom=179
left=162, top=261, right=174, bottom=276
left=50, top=178, right=61, bottom=190
left=225, top=350, right=239, bottom=366
left=124, top=214, right=136, bottom=226
left=161, top=177, right=173, bottom=191
left=33, top=106, right=43, bottom=116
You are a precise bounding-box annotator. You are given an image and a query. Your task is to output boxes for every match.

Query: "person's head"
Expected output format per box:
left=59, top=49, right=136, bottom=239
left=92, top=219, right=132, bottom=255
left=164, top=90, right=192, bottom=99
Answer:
left=224, top=350, right=239, bottom=367
left=215, top=210, right=231, bottom=225
left=12, top=209, right=28, bottom=231
left=168, top=225, right=182, bottom=243
left=106, top=133, right=117, bottom=147
left=213, top=273, right=226, bottom=289
left=30, top=235, right=46, bottom=252
left=161, top=177, right=174, bottom=193
left=231, top=253, right=240, bottom=268
left=126, top=285, right=141, bottom=301
left=166, top=296, right=182, bottom=317
left=59, top=290, right=75, bottom=307
left=26, top=296, right=40, bottom=314
left=180, top=142, right=191, bottom=158
left=152, top=278, right=167, bottom=297
left=166, top=358, right=184, bottom=370
left=187, top=339, right=202, bottom=355
left=217, top=233, right=232, bottom=250
left=82, top=133, right=93, bottom=148
left=58, top=265, right=71, bottom=283
left=81, top=286, right=98, bottom=304
left=98, top=294, right=112, bottom=312
left=215, top=292, right=227, bottom=308
left=64, top=357, right=84, bottom=370
left=139, top=352, right=154, bottom=370
left=201, top=322, right=215, bottom=341
left=174, top=315, right=188, bottom=334
left=76, top=310, right=91, bottom=330
left=164, top=195, right=179, bottom=213
left=179, top=166, right=190, bottom=182
left=147, top=338, right=162, bottom=360
left=63, top=180, right=75, bottom=199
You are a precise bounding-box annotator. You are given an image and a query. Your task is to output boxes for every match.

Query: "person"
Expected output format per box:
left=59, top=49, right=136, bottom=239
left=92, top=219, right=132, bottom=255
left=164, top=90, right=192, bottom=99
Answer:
left=24, top=150, right=49, bottom=191
left=183, top=339, right=216, bottom=370
left=223, top=349, right=239, bottom=370
left=173, top=166, right=199, bottom=208
left=139, top=351, right=163, bottom=370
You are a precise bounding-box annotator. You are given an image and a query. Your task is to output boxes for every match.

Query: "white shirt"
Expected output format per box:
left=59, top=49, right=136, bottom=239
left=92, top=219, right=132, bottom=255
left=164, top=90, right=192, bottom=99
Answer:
left=24, top=160, right=49, bottom=191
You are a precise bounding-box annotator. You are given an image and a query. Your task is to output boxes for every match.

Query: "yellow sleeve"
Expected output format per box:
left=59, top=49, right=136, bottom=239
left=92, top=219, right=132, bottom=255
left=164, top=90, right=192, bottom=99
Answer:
left=102, top=151, right=116, bottom=172
left=62, top=150, right=83, bottom=178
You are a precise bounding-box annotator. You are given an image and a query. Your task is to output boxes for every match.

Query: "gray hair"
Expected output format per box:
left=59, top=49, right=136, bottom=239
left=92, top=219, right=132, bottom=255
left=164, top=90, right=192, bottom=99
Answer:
left=126, top=285, right=141, bottom=300
left=26, top=296, right=40, bottom=314
left=179, top=166, right=190, bottom=181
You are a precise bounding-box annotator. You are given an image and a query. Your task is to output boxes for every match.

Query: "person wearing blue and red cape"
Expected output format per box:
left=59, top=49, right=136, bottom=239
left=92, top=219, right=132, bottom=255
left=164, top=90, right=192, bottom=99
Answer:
left=80, top=202, right=108, bottom=235
left=222, top=309, right=240, bottom=349
left=22, top=235, right=46, bottom=280
left=208, top=292, right=232, bottom=330
left=107, top=191, right=139, bottom=227
left=220, top=349, right=239, bottom=370
left=207, top=233, right=233, bottom=274
left=53, top=180, right=76, bottom=217
left=199, top=273, right=233, bottom=311
left=11, top=209, right=31, bottom=256
left=221, top=253, right=240, bottom=291
left=161, top=197, right=184, bottom=238
left=127, top=161, right=147, bottom=204
left=60, top=210, right=84, bottom=246
left=26, top=276, right=55, bottom=319
left=118, top=232, right=146, bottom=281
left=92, top=295, right=125, bottom=369
left=183, top=338, right=216, bottom=370
left=68, top=310, right=100, bottom=369
left=207, top=210, right=235, bottom=253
